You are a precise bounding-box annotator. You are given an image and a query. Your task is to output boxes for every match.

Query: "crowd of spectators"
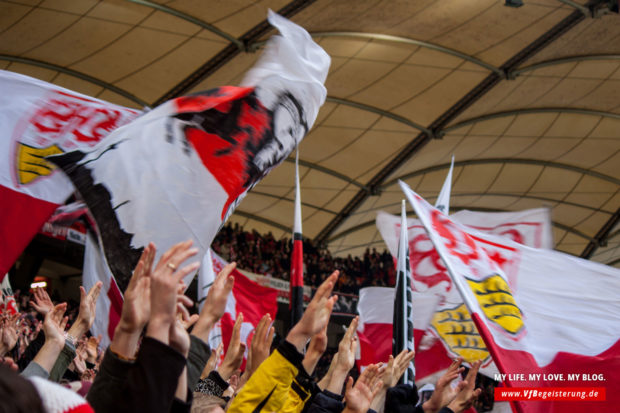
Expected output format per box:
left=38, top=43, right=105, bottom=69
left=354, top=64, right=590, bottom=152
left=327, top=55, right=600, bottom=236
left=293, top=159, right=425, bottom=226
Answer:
left=0, top=240, right=482, bottom=413
left=211, top=223, right=396, bottom=295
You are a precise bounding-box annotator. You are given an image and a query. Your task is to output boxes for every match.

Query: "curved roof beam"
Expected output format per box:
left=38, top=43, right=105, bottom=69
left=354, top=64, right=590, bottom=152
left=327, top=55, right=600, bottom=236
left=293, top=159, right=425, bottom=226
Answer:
left=607, top=257, right=620, bottom=267
left=354, top=191, right=613, bottom=216
left=284, top=157, right=368, bottom=190
left=326, top=96, right=435, bottom=137
left=126, top=0, right=244, bottom=50
left=251, top=32, right=503, bottom=75
left=382, top=158, right=620, bottom=189
left=233, top=210, right=291, bottom=233
left=250, top=190, right=338, bottom=215
left=326, top=209, right=592, bottom=244
left=556, top=0, right=592, bottom=16
left=0, top=55, right=150, bottom=108
left=443, top=107, right=620, bottom=135
left=510, top=54, right=620, bottom=78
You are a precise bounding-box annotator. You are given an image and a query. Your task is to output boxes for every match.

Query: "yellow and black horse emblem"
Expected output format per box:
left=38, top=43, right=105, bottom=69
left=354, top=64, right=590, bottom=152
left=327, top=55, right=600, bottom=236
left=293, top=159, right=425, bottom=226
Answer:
left=431, top=304, right=489, bottom=363
left=16, top=143, right=63, bottom=185
left=467, top=274, right=524, bottom=335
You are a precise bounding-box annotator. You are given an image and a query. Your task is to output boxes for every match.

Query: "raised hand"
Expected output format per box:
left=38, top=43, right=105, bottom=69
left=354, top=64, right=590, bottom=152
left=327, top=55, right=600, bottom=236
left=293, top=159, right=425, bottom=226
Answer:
left=67, top=280, right=103, bottom=341
left=327, top=316, right=358, bottom=394
left=147, top=240, right=200, bottom=345
left=168, top=295, right=195, bottom=357
left=30, top=288, right=54, bottom=315
left=381, top=349, right=415, bottom=389
left=288, top=270, right=339, bottom=352
left=302, top=324, right=328, bottom=375
left=0, top=316, right=18, bottom=356
left=33, top=303, right=69, bottom=373
left=201, top=342, right=223, bottom=379
left=118, top=243, right=155, bottom=334
left=343, top=364, right=384, bottom=413
left=219, top=314, right=246, bottom=381
left=43, top=303, right=68, bottom=344
left=85, top=335, right=101, bottom=364
left=447, top=360, right=483, bottom=413
left=246, top=314, right=274, bottom=377
left=193, top=262, right=236, bottom=342
left=423, top=357, right=465, bottom=413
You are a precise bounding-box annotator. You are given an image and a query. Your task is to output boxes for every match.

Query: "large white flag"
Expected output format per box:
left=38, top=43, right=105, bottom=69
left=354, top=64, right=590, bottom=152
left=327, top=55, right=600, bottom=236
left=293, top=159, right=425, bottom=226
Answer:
left=48, top=12, right=330, bottom=292
left=400, top=181, right=620, bottom=413
left=0, top=70, right=141, bottom=278
left=376, top=207, right=553, bottom=378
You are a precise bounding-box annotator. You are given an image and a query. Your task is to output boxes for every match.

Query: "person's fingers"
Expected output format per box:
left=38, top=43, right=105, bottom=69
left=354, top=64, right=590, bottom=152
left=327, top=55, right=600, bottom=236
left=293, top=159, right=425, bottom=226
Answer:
left=169, top=247, right=199, bottom=274
left=89, top=281, right=103, bottom=303
left=465, top=360, right=482, bottom=389
left=158, top=240, right=192, bottom=270
left=238, top=342, right=247, bottom=357
left=79, top=286, right=87, bottom=304
left=172, top=261, right=201, bottom=284
left=176, top=302, right=191, bottom=321
left=186, top=314, right=200, bottom=329
left=254, top=315, right=268, bottom=346
left=143, top=243, right=156, bottom=276
left=60, top=316, right=68, bottom=331
left=314, top=271, right=339, bottom=302
left=372, top=379, right=384, bottom=398
left=217, top=262, right=237, bottom=283
left=345, top=376, right=354, bottom=393
left=266, top=325, right=275, bottom=347
left=177, top=294, right=193, bottom=309
left=229, top=313, right=243, bottom=348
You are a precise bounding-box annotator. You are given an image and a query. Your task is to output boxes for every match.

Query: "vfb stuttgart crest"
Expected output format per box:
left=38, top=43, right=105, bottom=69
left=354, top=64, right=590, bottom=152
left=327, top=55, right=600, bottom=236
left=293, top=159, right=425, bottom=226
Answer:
left=13, top=91, right=138, bottom=186
left=467, top=274, right=524, bottom=336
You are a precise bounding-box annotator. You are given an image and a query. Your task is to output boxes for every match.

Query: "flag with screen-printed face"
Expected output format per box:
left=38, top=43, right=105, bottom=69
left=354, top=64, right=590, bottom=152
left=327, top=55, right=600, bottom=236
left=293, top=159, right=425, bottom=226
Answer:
left=48, top=11, right=330, bottom=291
left=400, top=181, right=620, bottom=413
left=0, top=70, right=141, bottom=279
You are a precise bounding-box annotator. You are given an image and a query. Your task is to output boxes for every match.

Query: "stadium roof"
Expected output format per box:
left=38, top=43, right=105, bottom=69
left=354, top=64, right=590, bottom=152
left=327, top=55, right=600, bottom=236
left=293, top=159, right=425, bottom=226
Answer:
left=3, top=0, right=619, bottom=269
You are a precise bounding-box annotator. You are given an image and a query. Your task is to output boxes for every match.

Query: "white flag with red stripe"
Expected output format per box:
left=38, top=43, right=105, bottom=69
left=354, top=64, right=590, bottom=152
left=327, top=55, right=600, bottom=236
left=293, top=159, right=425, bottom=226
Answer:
left=401, top=180, right=620, bottom=413
left=82, top=233, right=124, bottom=349
left=0, top=70, right=141, bottom=279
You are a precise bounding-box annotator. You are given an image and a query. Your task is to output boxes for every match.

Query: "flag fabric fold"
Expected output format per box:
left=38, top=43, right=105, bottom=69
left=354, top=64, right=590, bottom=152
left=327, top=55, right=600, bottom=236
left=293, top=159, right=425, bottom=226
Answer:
left=0, top=70, right=141, bottom=279
left=400, top=180, right=620, bottom=413
left=47, top=13, right=330, bottom=292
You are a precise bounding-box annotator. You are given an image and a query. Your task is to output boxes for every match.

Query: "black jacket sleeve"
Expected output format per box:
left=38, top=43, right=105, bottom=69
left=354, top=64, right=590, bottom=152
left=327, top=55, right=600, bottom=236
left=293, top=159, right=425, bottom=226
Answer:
left=86, top=347, right=134, bottom=413
left=304, top=390, right=345, bottom=413
left=187, top=335, right=210, bottom=389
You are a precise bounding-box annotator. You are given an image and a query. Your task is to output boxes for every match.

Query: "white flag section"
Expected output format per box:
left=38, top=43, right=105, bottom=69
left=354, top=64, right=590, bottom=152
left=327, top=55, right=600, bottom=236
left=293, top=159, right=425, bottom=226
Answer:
left=434, top=155, right=454, bottom=214
left=0, top=70, right=141, bottom=277
left=83, top=234, right=124, bottom=349
left=376, top=206, right=553, bottom=379
left=400, top=181, right=620, bottom=413
left=48, top=12, right=330, bottom=293
left=357, top=287, right=439, bottom=369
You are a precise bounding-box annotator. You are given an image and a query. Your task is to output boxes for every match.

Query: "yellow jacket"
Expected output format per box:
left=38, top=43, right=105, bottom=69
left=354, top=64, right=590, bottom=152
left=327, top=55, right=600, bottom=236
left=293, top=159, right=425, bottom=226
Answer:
left=228, top=341, right=313, bottom=413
